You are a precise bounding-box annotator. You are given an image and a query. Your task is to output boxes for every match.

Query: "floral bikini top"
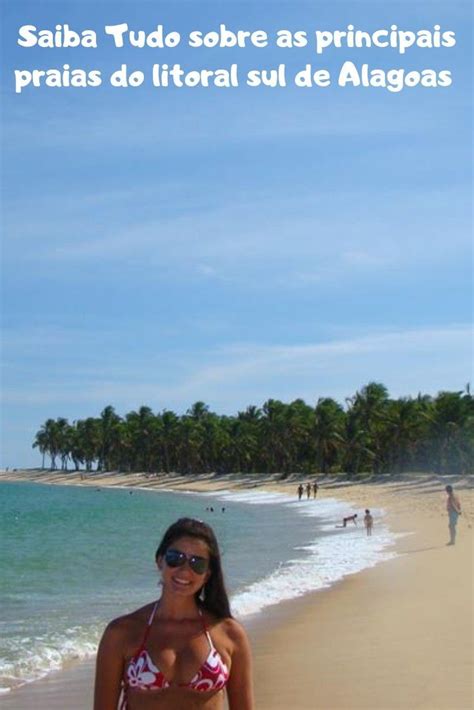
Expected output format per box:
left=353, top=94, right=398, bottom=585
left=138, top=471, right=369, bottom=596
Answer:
left=120, top=603, right=229, bottom=708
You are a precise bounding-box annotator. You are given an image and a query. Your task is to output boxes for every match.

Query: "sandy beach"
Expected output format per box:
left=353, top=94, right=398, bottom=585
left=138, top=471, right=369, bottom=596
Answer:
left=1, top=470, right=473, bottom=710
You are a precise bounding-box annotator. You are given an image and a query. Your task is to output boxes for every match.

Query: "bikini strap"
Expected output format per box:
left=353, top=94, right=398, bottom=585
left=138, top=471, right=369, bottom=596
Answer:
left=148, top=602, right=159, bottom=625
left=198, top=608, right=215, bottom=650
left=140, top=601, right=159, bottom=648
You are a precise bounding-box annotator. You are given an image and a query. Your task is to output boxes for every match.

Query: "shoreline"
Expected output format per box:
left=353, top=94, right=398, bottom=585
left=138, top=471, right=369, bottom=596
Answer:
left=1, top=470, right=473, bottom=709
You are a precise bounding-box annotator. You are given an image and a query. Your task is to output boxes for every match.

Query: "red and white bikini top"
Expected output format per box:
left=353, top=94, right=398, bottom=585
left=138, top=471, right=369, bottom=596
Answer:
left=122, top=602, right=229, bottom=703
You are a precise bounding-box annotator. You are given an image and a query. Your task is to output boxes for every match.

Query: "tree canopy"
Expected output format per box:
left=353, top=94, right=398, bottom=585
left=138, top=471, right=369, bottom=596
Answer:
left=32, top=384, right=474, bottom=476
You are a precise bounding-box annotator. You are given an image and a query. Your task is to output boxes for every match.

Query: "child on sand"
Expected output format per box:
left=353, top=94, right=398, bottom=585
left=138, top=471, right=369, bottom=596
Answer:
left=364, top=509, right=373, bottom=536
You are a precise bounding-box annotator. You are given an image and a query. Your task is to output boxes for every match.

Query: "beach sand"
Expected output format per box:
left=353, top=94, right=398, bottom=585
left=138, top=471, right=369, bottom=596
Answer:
left=1, top=470, right=473, bottom=710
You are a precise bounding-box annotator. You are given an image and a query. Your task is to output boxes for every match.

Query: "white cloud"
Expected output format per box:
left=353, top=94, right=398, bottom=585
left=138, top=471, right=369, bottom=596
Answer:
left=11, top=185, right=467, bottom=298
left=3, top=324, right=471, bottom=410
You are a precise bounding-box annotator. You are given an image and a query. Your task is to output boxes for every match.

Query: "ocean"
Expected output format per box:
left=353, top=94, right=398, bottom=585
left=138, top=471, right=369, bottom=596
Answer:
left=0, top=481, right=398, bottom=694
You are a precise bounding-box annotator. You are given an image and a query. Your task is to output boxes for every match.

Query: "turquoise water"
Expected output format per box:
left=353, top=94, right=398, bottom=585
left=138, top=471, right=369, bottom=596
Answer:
left=0, top=481, right=313, bottom=691
left=0, top=481, right=397, bottom=693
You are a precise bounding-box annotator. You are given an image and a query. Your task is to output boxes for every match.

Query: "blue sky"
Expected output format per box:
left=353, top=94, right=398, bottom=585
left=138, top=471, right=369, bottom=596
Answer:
left=1, top=1, right=472, bottom=467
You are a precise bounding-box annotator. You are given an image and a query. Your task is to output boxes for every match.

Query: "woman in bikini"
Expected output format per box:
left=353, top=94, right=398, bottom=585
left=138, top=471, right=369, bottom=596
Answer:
left=94, top=517, right=254, bottom=710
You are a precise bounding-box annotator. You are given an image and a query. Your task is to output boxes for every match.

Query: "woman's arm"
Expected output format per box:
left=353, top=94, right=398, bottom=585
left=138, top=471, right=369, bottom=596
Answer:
left=94, top=621, right=126, bottom=710
left=225, top=620, right=254, bottom=710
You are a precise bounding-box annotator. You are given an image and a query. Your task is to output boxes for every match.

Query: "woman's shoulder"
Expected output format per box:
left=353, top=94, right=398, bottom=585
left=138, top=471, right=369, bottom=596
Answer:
left=102, top=601, right=156, bottom=640
left=209, top=615, right=250, bottom=646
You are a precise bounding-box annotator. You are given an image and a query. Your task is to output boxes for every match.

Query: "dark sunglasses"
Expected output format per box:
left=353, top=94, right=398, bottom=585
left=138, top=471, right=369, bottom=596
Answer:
left=164, top=548, right=209, bottom=575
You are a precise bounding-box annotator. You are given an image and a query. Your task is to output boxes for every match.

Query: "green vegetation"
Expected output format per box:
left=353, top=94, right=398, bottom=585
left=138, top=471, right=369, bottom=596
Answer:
left=32, top=383, right=474, bottom=476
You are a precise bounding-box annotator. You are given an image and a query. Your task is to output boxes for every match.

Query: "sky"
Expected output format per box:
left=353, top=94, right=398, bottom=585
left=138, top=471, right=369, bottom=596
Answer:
left=1, top=1, right=472, bottom=468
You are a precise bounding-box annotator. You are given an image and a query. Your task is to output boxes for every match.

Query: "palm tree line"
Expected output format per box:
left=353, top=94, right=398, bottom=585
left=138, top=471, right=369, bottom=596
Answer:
left=32, top=383, right=474, bottom=476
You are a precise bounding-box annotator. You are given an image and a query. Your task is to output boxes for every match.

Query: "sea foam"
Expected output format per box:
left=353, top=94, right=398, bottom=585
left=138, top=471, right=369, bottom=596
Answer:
left=1, top=482, right=402, bottom=693
left=205, top=489, right=400, bottom=618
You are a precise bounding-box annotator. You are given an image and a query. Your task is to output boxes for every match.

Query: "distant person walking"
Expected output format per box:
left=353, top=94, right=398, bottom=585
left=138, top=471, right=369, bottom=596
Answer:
left=364, top=509, right=373, bottom=536
left=306, top=483, right=311, bottom=499
left=312, top=482, right=319, bottom=499
left=445, top=485, right=461, bottom=545
left=297, top=483, right=304, bottom=501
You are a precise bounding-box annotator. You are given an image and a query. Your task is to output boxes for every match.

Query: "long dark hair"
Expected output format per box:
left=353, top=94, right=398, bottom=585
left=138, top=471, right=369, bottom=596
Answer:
left=155, top=518, right=232, bottom=620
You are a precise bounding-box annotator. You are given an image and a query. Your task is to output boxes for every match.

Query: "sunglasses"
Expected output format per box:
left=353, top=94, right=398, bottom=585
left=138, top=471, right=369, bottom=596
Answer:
left=164, top=548, right=209, bottom=575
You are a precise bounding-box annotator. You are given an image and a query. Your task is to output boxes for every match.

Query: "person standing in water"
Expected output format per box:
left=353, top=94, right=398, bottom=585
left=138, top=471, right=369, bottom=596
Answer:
left=445, top=485, right=462, bottom=545
left=297, top=484, right=304, bottom=500
left=312, top=482, right=319, bottom=499
left=364, top=509, right=373, bottom=536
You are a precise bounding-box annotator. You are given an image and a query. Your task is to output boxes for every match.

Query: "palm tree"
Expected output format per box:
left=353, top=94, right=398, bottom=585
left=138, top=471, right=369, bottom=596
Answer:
left=32, top=428, right=48, bottom=468
left=342, top=415, right=375, bottom=476
left=233, top=407, right=262, bottom=472
left=177, top=416, right=205, bottom=474
left=429, top=390, right=474, bottom=473
left=385, top=398, right=428, bottom=472
left=98, top=405, right=121, bottom=471
left=55, top=418, right=71, bottom=470
left=75, top=417, right=101, bottom=471
left=282, top=399, right=313, bottom=474
left=158, top=410, right=180, bottom=474
left=260, top=399, right=299, bottom=474
left=38, top=418, right=62, bottom=469
left=126, top=406, right=157, bottom=472
left=346, top=383, right=390, bottom=473
left=313, top=398, right=345, bottom=474
left=69, top=422, right=84, bottom=471
left=187, top=401, right=210, bottom=421
left=31, top=386, right=473, bottom=478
